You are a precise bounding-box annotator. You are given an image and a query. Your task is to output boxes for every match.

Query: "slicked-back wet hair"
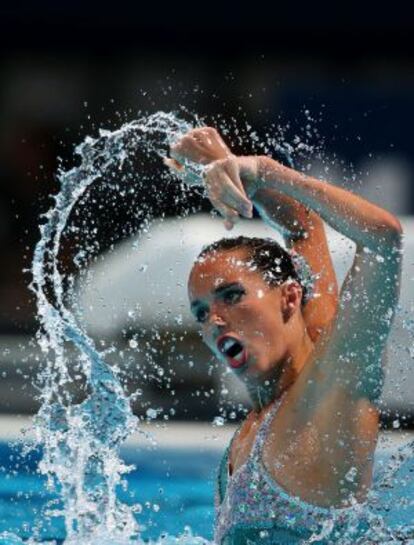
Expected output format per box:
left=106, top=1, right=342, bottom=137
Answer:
left=197, top=236, right=308, bottom=305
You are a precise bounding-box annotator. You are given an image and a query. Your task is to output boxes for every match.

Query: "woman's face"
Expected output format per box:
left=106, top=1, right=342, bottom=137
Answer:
left=187, top=248, right=294, bottom=378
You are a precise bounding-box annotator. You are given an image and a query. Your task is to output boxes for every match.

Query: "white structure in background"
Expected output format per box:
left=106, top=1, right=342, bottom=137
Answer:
left=359, top=156, right=412, bottom=216
left=77, top=214, right=414, bottom=414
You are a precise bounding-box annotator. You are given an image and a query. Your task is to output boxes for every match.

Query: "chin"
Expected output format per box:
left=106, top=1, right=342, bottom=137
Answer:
left=253, top=359, right=282, bottom=380
left=245, top=359, right=271, bottom=378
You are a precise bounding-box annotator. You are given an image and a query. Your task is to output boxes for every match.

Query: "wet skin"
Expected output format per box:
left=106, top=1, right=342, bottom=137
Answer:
left=188, top=246, right=318, bottom=480
left=188, top=247, right=312, bottom=388
left=187, top=247, right=381, bottom=508
left=172, top=126, right=402, bottom=509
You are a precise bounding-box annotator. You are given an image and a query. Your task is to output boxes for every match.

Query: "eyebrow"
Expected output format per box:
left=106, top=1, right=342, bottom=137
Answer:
left=214, top=282, right=243, bottom=295
left=190, top=282, right=243, bottom=310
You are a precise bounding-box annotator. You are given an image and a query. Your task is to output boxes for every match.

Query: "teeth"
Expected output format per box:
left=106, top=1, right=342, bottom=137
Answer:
left=222, top=338, right=237, bottom=353
left=219, top=337, right=245, bottom=363
left=233, top=351, right=244, bottom=362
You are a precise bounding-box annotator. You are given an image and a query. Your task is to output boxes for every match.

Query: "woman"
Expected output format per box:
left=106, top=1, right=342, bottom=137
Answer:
left=165, top=127, right=403, bottom=544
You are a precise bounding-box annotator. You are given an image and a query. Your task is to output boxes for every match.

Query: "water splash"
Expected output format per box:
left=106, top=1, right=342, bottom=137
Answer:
left=1, top=109, right=413, bottom=544
left=28, top=112, right=209, bottom=544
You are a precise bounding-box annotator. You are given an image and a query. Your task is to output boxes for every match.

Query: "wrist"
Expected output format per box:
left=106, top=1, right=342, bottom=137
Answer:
left=205, top=145, right=232, bottom=164
left=254, top=156, right=322, bottom=235
left=257, top=154, right=294, bottom=183
left=236, top=155, right=264, bottom=198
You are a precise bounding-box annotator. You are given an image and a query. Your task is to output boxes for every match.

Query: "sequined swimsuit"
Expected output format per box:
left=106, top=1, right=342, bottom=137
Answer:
left=214, top=398, right=367, bottom=545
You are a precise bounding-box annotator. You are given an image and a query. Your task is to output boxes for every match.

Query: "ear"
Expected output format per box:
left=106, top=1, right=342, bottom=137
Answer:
left=280, top=280, right=303, bottom=321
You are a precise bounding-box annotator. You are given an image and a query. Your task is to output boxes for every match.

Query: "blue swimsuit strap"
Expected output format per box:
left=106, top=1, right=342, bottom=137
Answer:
left=227, top=403, right=278, bottom=473
left=217, top=422, right=242, bottom=503
left=250, top=399, right=283, bottom=460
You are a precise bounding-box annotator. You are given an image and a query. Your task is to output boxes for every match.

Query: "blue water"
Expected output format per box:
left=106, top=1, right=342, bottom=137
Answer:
left=0, top=442, right=219, bottom=543
left=2, top=436, right=414, bottom=543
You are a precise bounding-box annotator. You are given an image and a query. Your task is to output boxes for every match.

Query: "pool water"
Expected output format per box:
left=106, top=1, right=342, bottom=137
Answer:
left=0, top=442, right=220, bottom=543
left=2, top=434, right=414, bottom=543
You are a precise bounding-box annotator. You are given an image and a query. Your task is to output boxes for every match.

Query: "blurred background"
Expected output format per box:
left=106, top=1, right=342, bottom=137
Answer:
left=0, top=4, right=413, bottom=424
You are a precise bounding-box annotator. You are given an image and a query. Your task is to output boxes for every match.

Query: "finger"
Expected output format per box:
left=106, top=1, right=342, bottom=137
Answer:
left=224, top=162, right=254, bottom=217
left=163, top=157, right=184, bottom=171
left=170, top=141, right=188, bottom=163
left=209, top=196, right=240, bottom=226
left=226, top=159, right=252, bottom=200
left=192, top=127, right=216, bottom=138
left=214, top=164, right=253, bottom=215
left=190, top=130, right=206, bottom=143
left=208, top=169, right=253, bottom=218
left=224, top=219, right=235, bottom=231
left=164, top=156, right=200, bottom=186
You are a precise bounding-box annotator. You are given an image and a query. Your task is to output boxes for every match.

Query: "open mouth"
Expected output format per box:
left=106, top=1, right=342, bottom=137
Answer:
left=217, top=335, right=248, bottom=369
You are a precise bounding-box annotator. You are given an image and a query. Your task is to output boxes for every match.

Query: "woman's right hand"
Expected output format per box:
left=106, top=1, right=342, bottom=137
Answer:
left=164, top=126, right=234, bottom=188
left=164, top=126, right=231, bottom=170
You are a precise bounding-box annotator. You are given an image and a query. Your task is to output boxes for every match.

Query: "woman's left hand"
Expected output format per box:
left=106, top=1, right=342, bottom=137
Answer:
left=203, top=155, right=259, bottom=230
left=163, top=126, right=260, bottom=230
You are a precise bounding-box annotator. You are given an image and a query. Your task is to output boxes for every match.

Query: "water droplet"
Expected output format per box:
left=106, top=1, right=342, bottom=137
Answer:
left=174, top=314, right=183, bottom=325
left=146, top=408, right=158, bottom=420
left=345, top=466, right=358, bottom=482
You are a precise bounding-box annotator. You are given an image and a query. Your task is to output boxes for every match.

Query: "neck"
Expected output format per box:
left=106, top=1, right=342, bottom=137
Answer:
left=247, top=326, right=314, bottom=413
left=247, top=379, right=276, bottom=411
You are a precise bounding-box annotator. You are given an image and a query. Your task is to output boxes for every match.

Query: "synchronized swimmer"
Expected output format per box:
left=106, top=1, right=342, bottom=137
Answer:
left=165, top=126, right=403, bottom=544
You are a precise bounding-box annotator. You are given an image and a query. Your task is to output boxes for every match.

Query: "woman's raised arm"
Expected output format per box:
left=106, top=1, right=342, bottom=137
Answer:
left=252, top=188, right=338, bottom=342
left=254, top=155, right=402, bottom=251
left=165, top=128, right=340, bottom=342
left=203, top=154, right=403, bottom=400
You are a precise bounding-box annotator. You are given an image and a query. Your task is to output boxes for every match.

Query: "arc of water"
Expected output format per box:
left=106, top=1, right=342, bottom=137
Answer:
left=29, top=112, right=195, bottom=541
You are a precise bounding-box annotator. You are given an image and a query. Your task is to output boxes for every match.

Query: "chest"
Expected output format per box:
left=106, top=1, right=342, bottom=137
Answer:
left=228, top=407, right=322, bottom=480
left=224, top=394, right=378, bottom=509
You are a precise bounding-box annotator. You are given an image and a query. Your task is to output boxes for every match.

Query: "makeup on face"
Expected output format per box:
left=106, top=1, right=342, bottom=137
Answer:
left=188, top=249, right=285, bottom=377
left=190, top=281, right=250, bottom=370
left=190, top=282, right=246, bottom=324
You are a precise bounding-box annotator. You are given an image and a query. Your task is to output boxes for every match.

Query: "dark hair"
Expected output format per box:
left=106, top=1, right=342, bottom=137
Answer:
left=197, top=236, right=308, bottom=305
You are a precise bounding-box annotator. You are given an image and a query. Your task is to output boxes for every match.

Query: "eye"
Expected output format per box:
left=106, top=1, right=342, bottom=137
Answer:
left=223, top=289, right=244, bottom=304
left=195, top=307, right=209, bottom=323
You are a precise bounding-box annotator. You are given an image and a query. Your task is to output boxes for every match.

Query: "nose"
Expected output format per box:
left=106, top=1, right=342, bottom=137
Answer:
left=210, top=313, right=226, bottom=327
left=202, top=312, right=226, bottom=344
